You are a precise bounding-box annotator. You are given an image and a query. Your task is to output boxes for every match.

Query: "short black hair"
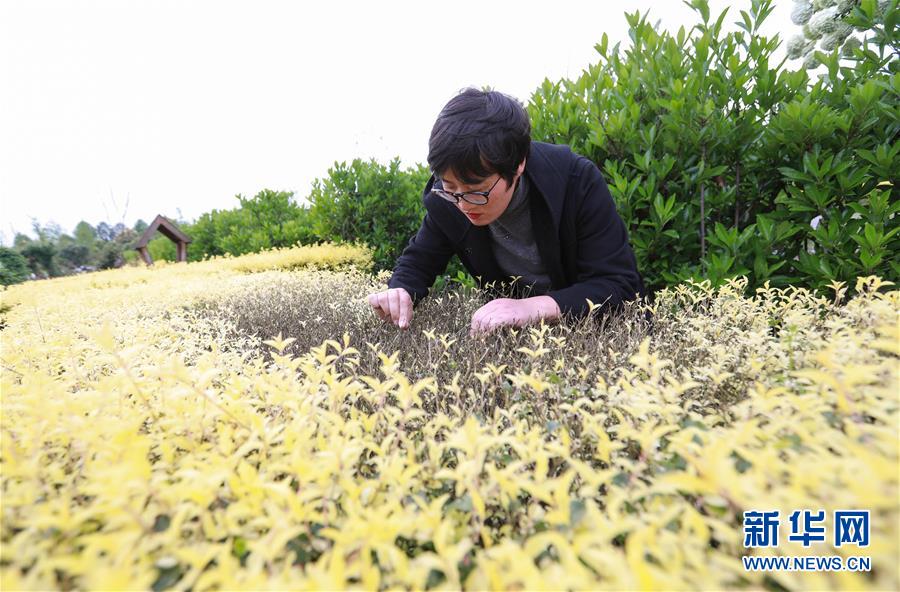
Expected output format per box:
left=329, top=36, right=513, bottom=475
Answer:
left=428, top=88, right=531, bottom=187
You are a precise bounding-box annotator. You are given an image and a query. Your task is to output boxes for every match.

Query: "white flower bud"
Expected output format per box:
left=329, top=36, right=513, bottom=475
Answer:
left=788, top=35, right=808, bottom=58
left=792, top=0, right=814, bottom=24
left=834, top=22, right=853, bottom=38
left=820, top=31, right=841, bottom=50
left=809, top=6, right=840, bottom=35
left=803, top=53, right=820, bottom=69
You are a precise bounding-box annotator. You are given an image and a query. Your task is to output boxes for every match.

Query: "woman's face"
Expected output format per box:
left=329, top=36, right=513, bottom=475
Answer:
left=438, top=159, right=526, bottom=226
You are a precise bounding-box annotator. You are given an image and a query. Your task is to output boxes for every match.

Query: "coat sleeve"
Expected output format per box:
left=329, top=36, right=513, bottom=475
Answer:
left=546, top=157, right=646, bottom=319
left=387, top=207, right=455, bottom=306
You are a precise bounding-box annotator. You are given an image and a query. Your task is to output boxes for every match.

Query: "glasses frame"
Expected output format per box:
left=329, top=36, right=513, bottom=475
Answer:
left=431, top=174, right=503, bottom=206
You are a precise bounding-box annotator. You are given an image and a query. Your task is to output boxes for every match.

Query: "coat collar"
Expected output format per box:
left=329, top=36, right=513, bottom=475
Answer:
left=463, top=142, right=572, bottom=290
left=524, top=143, right=568, bottom=290
left=523, top=141, right=567, bottom=234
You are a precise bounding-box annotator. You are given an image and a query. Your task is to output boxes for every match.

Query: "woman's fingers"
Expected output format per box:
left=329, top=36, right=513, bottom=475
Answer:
left=388, top=289, right=401, bottom=325
left=367, top=288, right=412, bottom=329
left=397, top=290, right=411, bottom=328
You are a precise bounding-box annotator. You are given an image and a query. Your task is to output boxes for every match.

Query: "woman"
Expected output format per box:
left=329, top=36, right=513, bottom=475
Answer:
left=368, top=88, right=647, bottom=335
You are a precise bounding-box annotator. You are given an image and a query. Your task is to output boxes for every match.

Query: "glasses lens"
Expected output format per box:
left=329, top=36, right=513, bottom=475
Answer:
left=462, top=194, right=489, bottom=205
left=432, top=188, right=458, bottom=203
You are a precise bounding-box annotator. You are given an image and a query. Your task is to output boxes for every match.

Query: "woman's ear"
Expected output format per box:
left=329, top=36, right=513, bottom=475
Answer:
left=516, top=158, right=527, bottom=176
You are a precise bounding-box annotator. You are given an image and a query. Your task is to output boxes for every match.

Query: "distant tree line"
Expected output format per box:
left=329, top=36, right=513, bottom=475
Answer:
left=0, top=161, right=435, bottom=286
left=1, top=219, right=150, bottom=285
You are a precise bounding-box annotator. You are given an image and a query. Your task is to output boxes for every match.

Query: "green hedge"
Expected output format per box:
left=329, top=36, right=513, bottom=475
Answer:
left=305, top=158, right=432, bottom=272
left=0, top=247, right=31, bottom=286
left=527, top=0, right=898, bottom=294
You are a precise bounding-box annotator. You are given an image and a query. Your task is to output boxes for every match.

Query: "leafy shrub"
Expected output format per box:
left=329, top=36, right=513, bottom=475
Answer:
left=19, top=241, right=59, bottom=278
left=0, top=247, right=30, bottom=286
left=306, top=158, right=432, bottom=272
left=235, top=189, right=315, bottom=250
left=146, top=232, right=178, bottom=263
left=56, top=243, right=92, bottom=270
left=527, top=0, right=898, bottom=295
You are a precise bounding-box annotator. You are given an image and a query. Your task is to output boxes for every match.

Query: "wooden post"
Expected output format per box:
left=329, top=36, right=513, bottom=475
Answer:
left=138, top=246, right=153, bottom=266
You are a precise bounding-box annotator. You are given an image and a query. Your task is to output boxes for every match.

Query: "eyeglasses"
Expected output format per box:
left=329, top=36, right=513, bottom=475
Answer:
left=431, top=174, right=503, bottom=206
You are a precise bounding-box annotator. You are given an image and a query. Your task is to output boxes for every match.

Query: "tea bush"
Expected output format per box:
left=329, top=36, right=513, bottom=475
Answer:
left=1, top=245, right=896, bottom=590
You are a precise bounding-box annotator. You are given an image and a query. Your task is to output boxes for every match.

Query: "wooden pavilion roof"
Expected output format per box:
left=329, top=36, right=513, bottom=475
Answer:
left=134, top=214, right=192, bottom=248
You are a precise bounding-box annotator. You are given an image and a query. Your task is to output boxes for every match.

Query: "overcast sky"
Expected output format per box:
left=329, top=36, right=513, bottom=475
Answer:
left=0, top=1, right=795, bottom=245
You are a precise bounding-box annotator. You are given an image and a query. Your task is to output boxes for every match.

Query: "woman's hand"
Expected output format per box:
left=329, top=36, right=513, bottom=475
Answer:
left=367, top=287, right=413, bottom=329
left=470, top=295, right=561, bottom=335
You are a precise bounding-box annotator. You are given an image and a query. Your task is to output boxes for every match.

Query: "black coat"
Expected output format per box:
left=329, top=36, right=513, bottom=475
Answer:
left=388, top=141, right=648, bottom=319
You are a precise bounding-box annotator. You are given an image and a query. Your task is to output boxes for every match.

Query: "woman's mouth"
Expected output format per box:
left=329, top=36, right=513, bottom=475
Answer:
left=465, top=212, right=482, bottom=221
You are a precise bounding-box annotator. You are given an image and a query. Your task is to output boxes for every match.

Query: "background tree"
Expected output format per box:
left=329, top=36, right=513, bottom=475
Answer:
left=94, top=221, right=126, bottom=243
left=73, top=221, right=97, bottom=246
left=20, top=241, right=58, bottom=278
left=31, top=220, right=62, bottom=243
left=142, top=190, right=315, bottom=263
left=0, top=246, right=31, bottom=285
left=95, top=241, right=122, bottom=269
left=57, top=243, right=92, bottom=270
left=13, top=233, right=32, bottom=250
